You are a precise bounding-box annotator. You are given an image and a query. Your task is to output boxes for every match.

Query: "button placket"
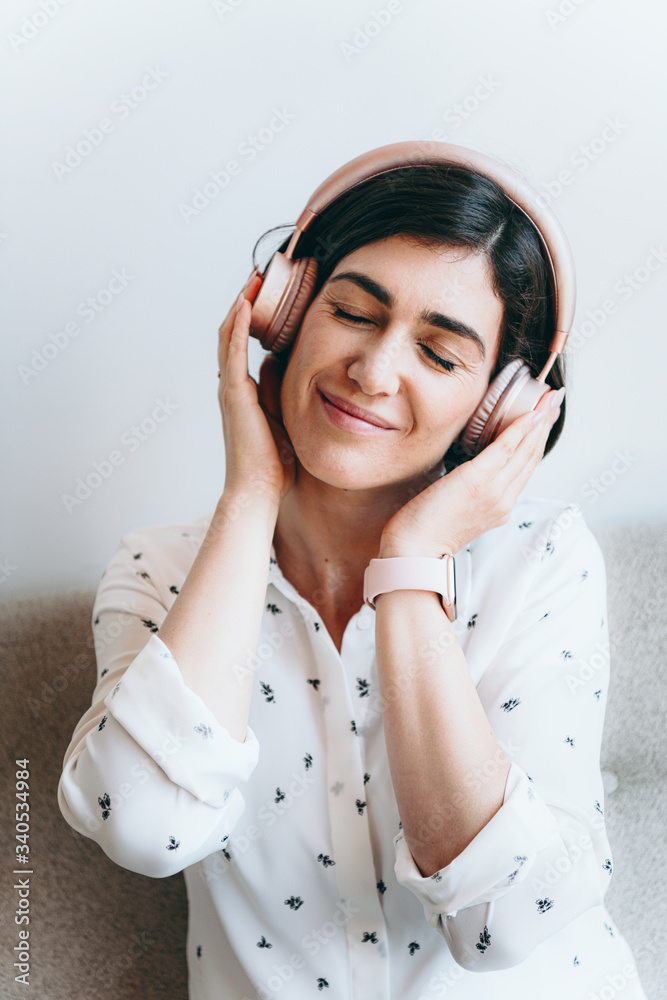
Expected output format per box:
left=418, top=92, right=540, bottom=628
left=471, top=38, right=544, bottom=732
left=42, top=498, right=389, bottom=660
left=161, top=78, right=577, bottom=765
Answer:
left=268, top=550, right=390, bottom=995
left=318, top=631, right=391, bottom=997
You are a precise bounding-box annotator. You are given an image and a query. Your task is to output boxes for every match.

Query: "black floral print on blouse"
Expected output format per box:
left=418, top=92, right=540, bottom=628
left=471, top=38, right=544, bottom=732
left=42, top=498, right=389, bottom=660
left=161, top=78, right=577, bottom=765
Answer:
left=76, top=507, right=625, bottom=996
left=285, top=896, right=304, bottom=910
left=476, top=926, right=491, bottom=953
left=260, top=682, right=275, bottom=703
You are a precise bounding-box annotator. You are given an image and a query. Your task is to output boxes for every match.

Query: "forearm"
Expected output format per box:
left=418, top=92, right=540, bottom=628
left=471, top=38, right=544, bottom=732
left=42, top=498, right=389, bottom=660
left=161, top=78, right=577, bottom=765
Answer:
left=157, top=490, right=278, bottom=743
left=374, top=572, right=511, bottom=876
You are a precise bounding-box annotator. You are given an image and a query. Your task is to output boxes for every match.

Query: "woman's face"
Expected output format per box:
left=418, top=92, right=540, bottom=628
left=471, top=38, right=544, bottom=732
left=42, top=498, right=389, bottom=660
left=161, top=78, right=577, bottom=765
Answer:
left=279, top=235, right=505, bottom=490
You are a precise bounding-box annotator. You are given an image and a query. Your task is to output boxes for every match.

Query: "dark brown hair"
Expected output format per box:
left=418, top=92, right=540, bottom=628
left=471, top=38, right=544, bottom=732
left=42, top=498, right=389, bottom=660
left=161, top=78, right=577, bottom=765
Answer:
left=251, top=163, right=565, bottom=469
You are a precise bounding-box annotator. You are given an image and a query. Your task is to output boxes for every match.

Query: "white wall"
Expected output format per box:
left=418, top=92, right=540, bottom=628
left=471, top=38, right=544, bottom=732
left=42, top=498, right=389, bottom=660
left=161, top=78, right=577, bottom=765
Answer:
left=2, top=0, right=665, bottom=600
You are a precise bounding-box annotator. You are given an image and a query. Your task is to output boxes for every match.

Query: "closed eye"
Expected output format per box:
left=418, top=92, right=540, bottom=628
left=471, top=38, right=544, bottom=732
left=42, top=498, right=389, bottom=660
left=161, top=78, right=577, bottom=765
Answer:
left=332, top=306, right=375, bottom=325
left=332, top=306, right=458, bottom=373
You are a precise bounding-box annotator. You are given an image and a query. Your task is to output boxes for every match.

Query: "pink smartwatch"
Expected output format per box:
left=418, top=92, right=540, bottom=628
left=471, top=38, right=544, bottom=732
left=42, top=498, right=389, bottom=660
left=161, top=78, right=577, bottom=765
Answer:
left=363, top=554, right=457, bottom=622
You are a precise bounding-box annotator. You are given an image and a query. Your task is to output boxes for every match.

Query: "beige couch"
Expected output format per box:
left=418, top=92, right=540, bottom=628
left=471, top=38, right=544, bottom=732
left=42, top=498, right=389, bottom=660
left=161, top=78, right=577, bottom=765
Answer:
left=0, top=519, right=665, bottom=999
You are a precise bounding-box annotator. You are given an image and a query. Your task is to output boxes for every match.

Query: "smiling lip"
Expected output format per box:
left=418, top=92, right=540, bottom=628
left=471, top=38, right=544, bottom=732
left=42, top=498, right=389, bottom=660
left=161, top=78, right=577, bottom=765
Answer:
left=319, top=389, right=396, bottom=430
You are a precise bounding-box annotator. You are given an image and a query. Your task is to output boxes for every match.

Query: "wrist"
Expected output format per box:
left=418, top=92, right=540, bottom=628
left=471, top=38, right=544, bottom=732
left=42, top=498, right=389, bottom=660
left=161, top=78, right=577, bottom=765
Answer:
left=217, top=489, right=280, bottom=530
left=365, top=548, right=457, bottom=622
left=378, top=537, right=455, bottom=560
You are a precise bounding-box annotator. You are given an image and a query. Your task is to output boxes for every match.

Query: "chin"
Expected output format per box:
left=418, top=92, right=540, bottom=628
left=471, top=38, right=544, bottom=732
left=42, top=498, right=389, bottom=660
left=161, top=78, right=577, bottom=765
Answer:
left=294, top=440, right=440, bottom=493
left=305, top=452, right=390, bottom=491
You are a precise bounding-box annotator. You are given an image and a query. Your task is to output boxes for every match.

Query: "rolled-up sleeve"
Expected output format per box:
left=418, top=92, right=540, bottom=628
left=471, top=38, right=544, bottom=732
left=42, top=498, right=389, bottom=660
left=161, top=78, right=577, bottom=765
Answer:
left=393, top=503, right=613, bottom=971
left=57, top=534, right=260, bottom=879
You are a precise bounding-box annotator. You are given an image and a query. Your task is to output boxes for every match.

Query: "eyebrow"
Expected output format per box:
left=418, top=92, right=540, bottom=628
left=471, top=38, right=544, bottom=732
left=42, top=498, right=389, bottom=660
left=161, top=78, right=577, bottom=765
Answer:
left=327, top=270, right=487, bottom=362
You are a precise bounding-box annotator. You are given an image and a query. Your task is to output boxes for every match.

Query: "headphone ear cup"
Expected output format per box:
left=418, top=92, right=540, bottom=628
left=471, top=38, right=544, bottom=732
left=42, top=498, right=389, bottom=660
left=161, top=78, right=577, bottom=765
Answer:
left=248, top=253, right=318, bottom=354
left=459, top=359, right=550, bottom=456
left=269, top=257, right=318, bottom=355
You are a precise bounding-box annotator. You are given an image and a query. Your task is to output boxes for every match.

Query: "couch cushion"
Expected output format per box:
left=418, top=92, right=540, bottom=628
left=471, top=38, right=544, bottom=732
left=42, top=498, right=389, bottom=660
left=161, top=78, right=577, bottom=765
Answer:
left=0, top=591, right=189, bottom=1000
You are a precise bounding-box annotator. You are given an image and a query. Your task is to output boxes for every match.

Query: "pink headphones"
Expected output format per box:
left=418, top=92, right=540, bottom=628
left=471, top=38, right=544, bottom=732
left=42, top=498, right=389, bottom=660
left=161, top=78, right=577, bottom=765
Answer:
left=245, top=140, right=575, bottom=457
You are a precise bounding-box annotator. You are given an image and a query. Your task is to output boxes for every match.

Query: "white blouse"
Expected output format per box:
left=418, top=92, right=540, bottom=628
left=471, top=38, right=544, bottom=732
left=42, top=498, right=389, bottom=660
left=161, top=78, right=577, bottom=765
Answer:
left=58, top=496, right=648, bottom=1000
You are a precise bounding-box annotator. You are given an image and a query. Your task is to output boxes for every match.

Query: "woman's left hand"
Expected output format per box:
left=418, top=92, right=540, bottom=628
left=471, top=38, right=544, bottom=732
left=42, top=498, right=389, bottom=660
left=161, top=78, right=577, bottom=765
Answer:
left=379, top=385, right=565, bottom=558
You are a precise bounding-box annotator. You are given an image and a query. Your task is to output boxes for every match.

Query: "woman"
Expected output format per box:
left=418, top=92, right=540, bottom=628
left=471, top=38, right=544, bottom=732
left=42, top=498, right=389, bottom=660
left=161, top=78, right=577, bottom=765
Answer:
left=58, top=143, right=647, bottom=999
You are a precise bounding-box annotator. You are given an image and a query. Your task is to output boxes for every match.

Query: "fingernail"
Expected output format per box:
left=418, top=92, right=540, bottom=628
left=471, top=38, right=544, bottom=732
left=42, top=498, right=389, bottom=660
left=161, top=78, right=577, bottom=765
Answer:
left=242, top=267, right=260, bottom=290
left=550, top=387, right=565, bottom=409
left=236, top=293, right=245, bottom=313
left=530, top=409, right=546, bottom=425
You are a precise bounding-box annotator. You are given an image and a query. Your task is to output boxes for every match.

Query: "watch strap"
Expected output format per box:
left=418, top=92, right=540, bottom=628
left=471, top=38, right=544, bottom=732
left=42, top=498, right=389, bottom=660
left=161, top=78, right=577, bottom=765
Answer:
left=363, top=554, right=457, bottom=622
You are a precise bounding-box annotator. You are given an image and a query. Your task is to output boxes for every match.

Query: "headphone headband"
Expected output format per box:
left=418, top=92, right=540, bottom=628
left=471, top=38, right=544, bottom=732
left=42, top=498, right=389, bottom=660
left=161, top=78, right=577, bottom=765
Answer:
left=283, top=140, right=575, bottom=360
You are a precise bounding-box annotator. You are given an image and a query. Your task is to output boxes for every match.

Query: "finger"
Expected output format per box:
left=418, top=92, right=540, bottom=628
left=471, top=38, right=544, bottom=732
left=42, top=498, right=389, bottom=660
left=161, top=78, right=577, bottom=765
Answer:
left=218, top=274, right=263, bottom=371
left=225, top=297, right=253, bottom=390
left=464, top=387, right=560, bottom=480
left=243, top=271, right=263, bottom=301
left=218, top=274, right=262, bottom=337
left=481, top=388, right=563, bottom=493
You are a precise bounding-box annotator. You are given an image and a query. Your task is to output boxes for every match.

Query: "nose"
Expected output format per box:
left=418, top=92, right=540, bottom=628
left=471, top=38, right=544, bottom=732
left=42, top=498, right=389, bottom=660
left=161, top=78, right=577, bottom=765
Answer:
left=346, top=332, right=404, bottom=395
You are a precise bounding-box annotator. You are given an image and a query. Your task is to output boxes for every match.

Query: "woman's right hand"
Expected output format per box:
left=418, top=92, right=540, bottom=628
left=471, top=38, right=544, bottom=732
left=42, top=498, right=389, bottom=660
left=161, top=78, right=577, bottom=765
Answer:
left=217, top=273, right=296, bottom=507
